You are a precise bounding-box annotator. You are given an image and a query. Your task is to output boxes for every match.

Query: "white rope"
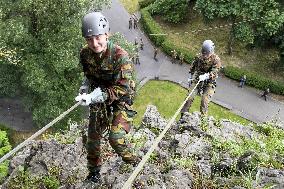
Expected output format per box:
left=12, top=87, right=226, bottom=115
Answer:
left=122, top=79, right=201, bottom=189
left=0, top=78, right=149, bottom=165
left=0, top=101, right=81, bottom=164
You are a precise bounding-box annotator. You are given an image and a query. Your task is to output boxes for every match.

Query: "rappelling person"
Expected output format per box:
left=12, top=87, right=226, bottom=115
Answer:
left=180, top=40, right=222, bottom=120
left=75, top=12, right=140, bottom=183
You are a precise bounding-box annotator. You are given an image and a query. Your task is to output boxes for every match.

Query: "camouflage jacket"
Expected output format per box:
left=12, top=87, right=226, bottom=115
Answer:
left=80, top=41, right=136, bottom=107
left=190, top=53, right=222, bottom=85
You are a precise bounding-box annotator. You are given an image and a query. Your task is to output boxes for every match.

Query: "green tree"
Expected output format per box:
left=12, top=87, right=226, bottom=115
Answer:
left=194, top=0, right=284, bottom=55
left=149, top=0, right=189, bottom=24
left=0, top=0, right=110, bottom=128
left=110, top=32, right=136, bottom=58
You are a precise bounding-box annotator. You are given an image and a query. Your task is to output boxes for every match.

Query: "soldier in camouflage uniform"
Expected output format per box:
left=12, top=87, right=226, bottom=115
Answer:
left=75, top=12, right=139, bottom=183
left=171, top=49, right=177, bottom=64
left=133, top=52, right=140, bottom=65
left=181, top=40, right=222, bottom=118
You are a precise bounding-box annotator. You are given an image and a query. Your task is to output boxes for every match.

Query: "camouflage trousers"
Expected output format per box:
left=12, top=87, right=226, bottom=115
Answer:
left=87, top=104, right=136, bottom=173
left=181, top=82, right=215, bottom=116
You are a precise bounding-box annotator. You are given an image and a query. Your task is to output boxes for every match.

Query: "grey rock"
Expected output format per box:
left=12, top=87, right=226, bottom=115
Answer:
left=164, top=169, right=193, bottom=189
left=2, top=137, right=88, bottom=188
left=236, top=151, right=259, bottom=173
left=142, top=105, right=168, bottom=130
left=197, top=159, right=211, bottom=178
left=1, top=105, right=283, bottom=189
left=212, top=154, right=234, bottom=177
left=257, top=168, right=284, bottom=189
left=175, top=135, right=211, bottom=159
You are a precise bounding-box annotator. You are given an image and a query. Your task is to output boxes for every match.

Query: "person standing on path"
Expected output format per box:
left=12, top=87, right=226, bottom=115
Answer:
left=239, top=75, right=246, bottom=88
left=129, top=17, right=133, bottom=29
left=261, top=88, right=270, bottom=101
left=133, top=17, right=138, bottom=29
left=76, top=12, right=140, bottom=183
left=140, top=37, right=144, bottom=50
left=154, top=48, right=158, bottom=61
left=180, top=40, right=222, bottom=120
left=133, top=52, right=140, bottom=65
left=171, top=49, right=177, bottom=64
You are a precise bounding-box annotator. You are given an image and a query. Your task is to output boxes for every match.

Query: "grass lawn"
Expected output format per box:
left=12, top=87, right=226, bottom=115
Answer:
left=0, top=123, right=44, bottom=147
left=0, top=124, right=34, bottom=147
left=133, top=80, right=251, bottom=126
left=119, top=0, right=139, bottom=14
left=154, top=6, right=283, bottom=83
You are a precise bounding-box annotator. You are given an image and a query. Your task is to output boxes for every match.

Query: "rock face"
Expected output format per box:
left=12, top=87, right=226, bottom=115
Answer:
left=1, top=136, right=88, bottom=189
left=1, top=105, right=283, bottom=189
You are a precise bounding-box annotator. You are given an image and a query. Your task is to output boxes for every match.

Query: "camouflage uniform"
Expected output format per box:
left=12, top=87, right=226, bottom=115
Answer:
left=181, top=53, right=221, bottom=116
left=172, top=50, right=177, bottom=64
left=80, top=40, right=137, bottom=173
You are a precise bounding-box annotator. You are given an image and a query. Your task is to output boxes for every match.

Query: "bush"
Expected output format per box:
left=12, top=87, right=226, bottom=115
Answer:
left=110, top=32, right=136, bottom=58
left=149, top=0, right=189, bottom=24
left=0, top=63, right=23, bottom=97
left=0, top=129, right=12, bottom=183
left=140, top=8, right=194, bottom=63
left=138, top=0, right=156, bottom=9
left=224, top=66, right=284, bottom=95
left=140, top=8, right=166, bottom=46
left=161, top=39, right=195, bottom=64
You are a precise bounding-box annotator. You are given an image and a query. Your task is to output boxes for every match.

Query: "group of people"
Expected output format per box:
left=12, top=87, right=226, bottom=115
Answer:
left=74, top=11, right=273, bottom=184
left=75, top=11, right=221, bottom=184
left=238, top=75, right=270, bottom=101
left=75, top=11, right=227, bottom=183
left=133, top=37, right=143, bottom=64
left=129, top=15, right=138, bottom=29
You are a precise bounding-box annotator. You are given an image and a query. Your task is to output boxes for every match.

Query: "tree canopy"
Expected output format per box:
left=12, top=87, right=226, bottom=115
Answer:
left=0, top=0, right=111, bottom=127
left=149, top=0, right=189, bottom=24
left=194, top=0, right=284, bottom=54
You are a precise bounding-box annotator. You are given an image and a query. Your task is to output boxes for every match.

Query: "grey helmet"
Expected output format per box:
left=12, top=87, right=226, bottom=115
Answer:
left=201, top=40, right=215, bottom=55
left=82, top=12, right=110, bottom=37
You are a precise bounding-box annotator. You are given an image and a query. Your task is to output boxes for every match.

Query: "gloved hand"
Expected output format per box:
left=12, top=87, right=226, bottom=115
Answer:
left=79, top=85, right=89, bottom=94
left=75, top=93, right=90, bottom=106
left=199, top=73, right=210, bottom=81
left=75, top=87, right=108, bottom=106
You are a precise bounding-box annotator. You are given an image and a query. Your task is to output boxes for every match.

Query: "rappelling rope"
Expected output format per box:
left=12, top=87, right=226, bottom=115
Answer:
left=0, top=101, right=81, bottom=164
left=0, top=78, right=149, bottom=164
left=122, top=79, right=201, bottom=189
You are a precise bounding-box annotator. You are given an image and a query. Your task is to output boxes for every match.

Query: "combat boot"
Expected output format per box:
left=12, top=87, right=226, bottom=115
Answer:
left=86, top=170, right=101, bottom=183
